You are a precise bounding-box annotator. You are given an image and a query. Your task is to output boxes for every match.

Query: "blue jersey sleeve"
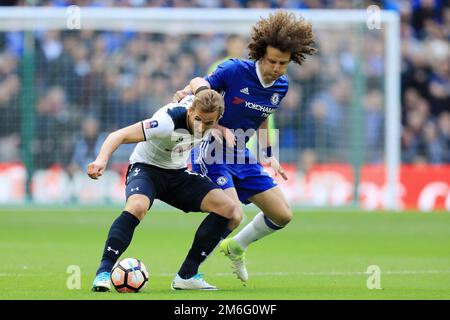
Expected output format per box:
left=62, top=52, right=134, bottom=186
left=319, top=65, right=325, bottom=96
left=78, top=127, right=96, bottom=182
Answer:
left=204, top=59, right=239, bottom=92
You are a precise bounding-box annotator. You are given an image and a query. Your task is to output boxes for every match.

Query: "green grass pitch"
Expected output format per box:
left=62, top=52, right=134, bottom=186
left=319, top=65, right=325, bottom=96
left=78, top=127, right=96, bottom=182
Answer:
left=0, top=206, right=449, bottom=300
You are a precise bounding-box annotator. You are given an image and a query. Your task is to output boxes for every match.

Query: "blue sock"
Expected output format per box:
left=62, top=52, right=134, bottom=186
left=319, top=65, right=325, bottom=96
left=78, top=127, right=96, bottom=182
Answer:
left=96, top=211, right=140, bottom=275
left=178, top=213, right=229, bottom=279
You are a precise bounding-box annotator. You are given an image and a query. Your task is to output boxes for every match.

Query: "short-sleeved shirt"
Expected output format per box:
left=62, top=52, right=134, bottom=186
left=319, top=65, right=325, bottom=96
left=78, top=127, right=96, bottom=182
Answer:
left=130, top=95, right=206, bottom=170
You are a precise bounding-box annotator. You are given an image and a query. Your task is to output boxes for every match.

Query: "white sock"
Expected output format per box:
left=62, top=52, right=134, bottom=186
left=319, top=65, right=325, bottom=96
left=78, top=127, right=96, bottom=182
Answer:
left=233, top=212, right=283, bottom=250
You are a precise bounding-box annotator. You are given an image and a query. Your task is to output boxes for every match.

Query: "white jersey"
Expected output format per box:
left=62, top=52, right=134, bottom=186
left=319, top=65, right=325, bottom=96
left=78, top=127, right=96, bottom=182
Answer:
left=129, top=95, right=205, bottom=170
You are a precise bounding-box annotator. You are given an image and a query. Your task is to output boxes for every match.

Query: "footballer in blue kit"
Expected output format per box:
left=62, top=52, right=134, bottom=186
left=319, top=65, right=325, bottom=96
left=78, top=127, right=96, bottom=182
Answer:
left=194, top=58, right=288, bottom=203
left=174, top=11, right=317, bottom=284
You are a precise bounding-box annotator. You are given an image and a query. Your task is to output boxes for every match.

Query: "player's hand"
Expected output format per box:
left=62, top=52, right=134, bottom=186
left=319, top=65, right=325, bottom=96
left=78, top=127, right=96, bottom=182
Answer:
left=87, top=159, right=107, bottom=180
left=268, top=156, right=288, bottom=181
left=172, top=89, right=190, bottom=103
left=210, top=125, right=236, bottom=148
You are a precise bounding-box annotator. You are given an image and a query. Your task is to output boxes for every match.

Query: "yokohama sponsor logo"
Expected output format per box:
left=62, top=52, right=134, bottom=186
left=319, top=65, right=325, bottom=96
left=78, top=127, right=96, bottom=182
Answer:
left=245, top=101, right=274, bottom=114
left=232, top=96, right=274, bottom=114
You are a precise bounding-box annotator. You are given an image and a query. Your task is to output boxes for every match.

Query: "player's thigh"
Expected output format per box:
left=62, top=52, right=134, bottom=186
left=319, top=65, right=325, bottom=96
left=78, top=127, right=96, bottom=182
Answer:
left=222, top=187, right=241, bottom=205
left=248, top=186, right=292, bottom=226
left=199, top=170, right=244, bottom=225
left=160, top=170, right=219, bottom=213
left=124, top=164, right=159, bottom=220
left=201, top=170, right=242, bottom=209
left=200, top=188, right=237, bottom=220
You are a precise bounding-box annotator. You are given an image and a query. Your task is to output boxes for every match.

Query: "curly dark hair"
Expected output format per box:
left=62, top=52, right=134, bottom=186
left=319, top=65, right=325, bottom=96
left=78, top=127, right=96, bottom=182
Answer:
left=248, top=11, right=317, bottom=65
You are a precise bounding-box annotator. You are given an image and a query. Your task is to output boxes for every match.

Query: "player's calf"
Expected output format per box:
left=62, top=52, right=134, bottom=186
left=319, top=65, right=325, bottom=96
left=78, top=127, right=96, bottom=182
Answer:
left=94, top=210, right=141, bottom=277
left=177, top=213, right=230, bottom=280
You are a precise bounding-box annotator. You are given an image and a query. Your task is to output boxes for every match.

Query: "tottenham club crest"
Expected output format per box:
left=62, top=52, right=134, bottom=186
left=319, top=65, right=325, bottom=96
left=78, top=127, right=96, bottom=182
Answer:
left=216, top=176, right=228, bottom=186
left=270, top=93, right=280, bottom=105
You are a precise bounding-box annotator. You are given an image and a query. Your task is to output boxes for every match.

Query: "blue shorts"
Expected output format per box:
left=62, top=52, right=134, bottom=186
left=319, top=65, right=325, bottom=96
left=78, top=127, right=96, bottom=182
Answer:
left=192, top=162, right=277, bottom=205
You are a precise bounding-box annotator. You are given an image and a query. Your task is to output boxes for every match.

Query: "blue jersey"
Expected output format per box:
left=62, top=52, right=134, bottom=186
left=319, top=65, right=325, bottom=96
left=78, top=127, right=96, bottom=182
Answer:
left=206, top=59, right=288, bottom=135
left=191, top=59, right=288, bottom=204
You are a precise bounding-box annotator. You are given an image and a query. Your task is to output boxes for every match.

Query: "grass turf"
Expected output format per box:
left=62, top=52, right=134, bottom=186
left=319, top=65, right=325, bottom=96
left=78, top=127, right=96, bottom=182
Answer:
left=0, top=206, right=449, bottom=300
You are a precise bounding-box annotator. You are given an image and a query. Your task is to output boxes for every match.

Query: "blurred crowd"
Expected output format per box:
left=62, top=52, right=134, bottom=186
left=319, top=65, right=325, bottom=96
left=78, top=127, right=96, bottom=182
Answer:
left=0, top=0, right=449, bottom=177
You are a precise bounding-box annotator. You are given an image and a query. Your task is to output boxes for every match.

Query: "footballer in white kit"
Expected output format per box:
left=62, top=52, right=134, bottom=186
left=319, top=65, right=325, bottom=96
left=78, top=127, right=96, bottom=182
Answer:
left=88, top=89, right=242, bottom=292
left=126, top=94, right=221, bottom=213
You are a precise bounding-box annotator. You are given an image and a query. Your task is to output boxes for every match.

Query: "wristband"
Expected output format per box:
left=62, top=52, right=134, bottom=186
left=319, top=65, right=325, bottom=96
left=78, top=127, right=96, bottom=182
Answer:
left=262, top=146, right=272, bottom=158
left=194, top=86, right=209, bottom=95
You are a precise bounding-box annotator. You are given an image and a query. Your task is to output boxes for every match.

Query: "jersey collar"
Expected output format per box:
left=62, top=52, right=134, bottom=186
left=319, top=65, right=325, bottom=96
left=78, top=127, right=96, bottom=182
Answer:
left=255, top=60, right=276, bottom=88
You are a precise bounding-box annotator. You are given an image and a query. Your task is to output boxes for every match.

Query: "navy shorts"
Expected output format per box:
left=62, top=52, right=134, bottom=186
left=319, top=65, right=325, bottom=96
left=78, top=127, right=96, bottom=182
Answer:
left=125, top=162, right=220, bottom=213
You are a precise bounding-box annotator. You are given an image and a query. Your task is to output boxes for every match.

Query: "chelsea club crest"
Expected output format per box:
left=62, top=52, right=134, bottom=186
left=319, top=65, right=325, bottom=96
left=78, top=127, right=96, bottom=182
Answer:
left=216, top=176, right=228, bottom=186
left=270, top=93, right=280, bottom=105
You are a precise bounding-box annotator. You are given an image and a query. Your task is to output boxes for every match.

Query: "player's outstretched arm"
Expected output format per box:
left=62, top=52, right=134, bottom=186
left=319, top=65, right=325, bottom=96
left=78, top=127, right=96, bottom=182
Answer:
left=172, top=77, right=211, bottom=102
left=189, top=77, right=210, bottom=94
left=87, top=122, right=145, bottom=180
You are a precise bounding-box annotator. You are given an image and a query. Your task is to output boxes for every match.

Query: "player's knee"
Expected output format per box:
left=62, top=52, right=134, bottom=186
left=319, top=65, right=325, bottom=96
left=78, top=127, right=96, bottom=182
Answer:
left=211, top=198, right=237, bottom=223
left=277, top=207, right=293, bottom=226
left=268, top=205, right=292, bottom=227
left=124, top=202, right=148, bottom=221
left=219, top=200, right=237, bottom=220
left=227, top=204, right=243, bottom=230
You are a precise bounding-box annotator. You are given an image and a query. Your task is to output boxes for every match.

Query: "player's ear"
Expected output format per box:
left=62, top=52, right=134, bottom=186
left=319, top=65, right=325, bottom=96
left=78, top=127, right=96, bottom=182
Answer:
left=216, top=108, right=223, bottom=120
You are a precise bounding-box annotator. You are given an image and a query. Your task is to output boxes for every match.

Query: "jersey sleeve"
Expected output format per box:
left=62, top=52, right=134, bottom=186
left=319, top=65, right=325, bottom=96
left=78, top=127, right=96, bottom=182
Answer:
left=141, top=110, right=174, bottom=141
left=204, top=59, right=239, bottom=92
